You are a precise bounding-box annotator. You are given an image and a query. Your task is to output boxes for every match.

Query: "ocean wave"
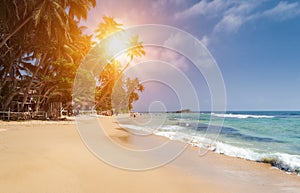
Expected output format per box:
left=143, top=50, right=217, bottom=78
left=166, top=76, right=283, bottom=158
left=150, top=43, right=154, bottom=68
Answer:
left=208, top=141, right=300, bottom=173
left=119, top=124, right=156, bottom=134
left=157, top=130, right=300, bottom=174
left=120, top=123, right=300, bottom=174
left=119, top=124, right=186, bottom=135
left=211, top=113, right=275, bottom=119
left=191, top=136, right=300, bottom=174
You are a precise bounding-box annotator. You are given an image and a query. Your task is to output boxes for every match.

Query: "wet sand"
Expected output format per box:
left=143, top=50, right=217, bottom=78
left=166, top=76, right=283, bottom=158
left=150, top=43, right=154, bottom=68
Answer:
left=0, top=117, right=299, bottom=193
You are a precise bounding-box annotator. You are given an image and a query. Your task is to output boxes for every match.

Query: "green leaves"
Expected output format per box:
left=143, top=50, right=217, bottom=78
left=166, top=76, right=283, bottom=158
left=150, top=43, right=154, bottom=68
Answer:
left=0, top=0, right=96, bottom=111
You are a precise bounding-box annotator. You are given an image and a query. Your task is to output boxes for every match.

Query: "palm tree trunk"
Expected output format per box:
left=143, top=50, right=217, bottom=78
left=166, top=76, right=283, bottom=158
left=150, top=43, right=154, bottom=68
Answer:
left=2, top=92, right=18, bottom=110
left=20, top=53, right=47, bottom=111
left=96, top=60, right=132, bottom=106
left=0, top=0, right=46, bottom=49
left=33, top=58, right=52, bottom=112
left=0, top=15, right=32, bottom=49
left=0, top=50, right=23, bottom=90
left=0, top=65, right=13, bottom=91
left=35, top=85, right=45, bottom=112
left=39, top=86, right=56, bottom=106
left=2, top=70, right=19, bottom=110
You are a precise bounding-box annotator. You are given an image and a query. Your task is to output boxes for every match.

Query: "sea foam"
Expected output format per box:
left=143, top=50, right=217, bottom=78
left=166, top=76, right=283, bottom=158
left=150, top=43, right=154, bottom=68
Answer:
left=211, top=113, right=275, bottom=119
left=121, top=123, right=300, bottom=174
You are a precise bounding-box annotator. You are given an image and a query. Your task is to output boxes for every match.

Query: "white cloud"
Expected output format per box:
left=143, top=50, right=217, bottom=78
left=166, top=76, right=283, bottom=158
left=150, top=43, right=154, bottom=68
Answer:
left=163, top=32, right=193, bottom=51
left=264, top=1, right=300, bottom=19
left=151, top=0, right=187, bottom=17
left=175, top=0, right=232, bottom=19
left=177, top=1, right=300, bottom=46
left=225, top=2, right=256, bottom=15
left=212, top=1, right=259, bottom=34
left=163, top=32, right=216, bottom=69
left=132, top=46, right=189, bottom=72
left=214, top=14, right=243, bottom=34
left=251, top=1, right=300, bottom=21
left=206, top=1, right=258, bottom=44
left=132, top=32, right=215, bottom=71
left=201, top=35, right=210, bottom=46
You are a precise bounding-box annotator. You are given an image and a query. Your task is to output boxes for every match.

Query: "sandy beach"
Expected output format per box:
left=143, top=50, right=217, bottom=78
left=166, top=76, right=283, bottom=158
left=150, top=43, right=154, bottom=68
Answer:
left=0, top=117, right=299, bottom=193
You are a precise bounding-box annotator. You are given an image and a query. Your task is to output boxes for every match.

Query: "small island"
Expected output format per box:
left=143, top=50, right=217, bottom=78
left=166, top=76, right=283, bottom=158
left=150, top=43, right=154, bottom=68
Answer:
left=167, top=109, right=192, bottom=113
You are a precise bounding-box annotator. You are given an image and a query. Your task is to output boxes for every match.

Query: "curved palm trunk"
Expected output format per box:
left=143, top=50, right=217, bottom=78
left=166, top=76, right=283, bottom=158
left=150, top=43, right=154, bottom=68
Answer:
left=0, top=50, right=23, bottom=91
left=0, top=0, right=47, bottom=49
left=20, top=53, right=47, bottom=111
left=2, top=92, right=18, bottom=110
left=34, top=60, right=52, bottom=112
left=0, top=15, right=32, bottom=49
left=35, top=91, right=43, bottom=112
left=2, top=67, right=19, bottom=110
left=96, top=59, right=132, bottom=107
left=39, top=86, right=56, bottom=107
left=101, top=60, right=132, bottom=96
left=0, top=64, right=13, bottom=91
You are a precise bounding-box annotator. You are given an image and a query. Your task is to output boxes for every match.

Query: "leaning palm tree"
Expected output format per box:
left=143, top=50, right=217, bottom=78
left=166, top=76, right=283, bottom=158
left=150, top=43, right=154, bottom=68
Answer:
left=120, top=35, right=146, bottom=74
left=96, top=35, right=145, bottom=108
left=96, top=35, right=145, bottom=94
left=0, top=0, right=36, bottom=49
left=1, top=0, right=71, bottom=110
left=18, top=0, right=96, bottom=111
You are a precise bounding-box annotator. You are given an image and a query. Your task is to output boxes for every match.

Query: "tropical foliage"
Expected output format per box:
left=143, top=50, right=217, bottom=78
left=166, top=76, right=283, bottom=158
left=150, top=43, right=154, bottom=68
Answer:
left=94, top=16, right=145, bottom=113
left=0, top=1, right=145, bottom=116
left=0, top=0, right=95, bottom=114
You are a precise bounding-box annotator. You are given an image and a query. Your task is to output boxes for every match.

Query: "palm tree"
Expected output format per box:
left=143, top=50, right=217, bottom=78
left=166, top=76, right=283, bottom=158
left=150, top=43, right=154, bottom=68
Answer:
left=0, top=0, right=36, bottom=49
left=0, top=0, right=96, bottom=49
left=69, top=0, right=96, bottom=21
left=0, top=0, right=68, bottom=110
left=93, top=16, right=146, bottom=111
left=1, top=0, right=97, bottom=114
left=95, top=16, right=123, bottom=40
left=120, top=35, right=146, bottom=74
left=95, top=59, right=120, bottom=109
left=0, top=26, right=34, bottom=110
left=98, top=35, right=145, bottom=88
left=125, top=78, right=144, bottom=110
left=18, top=0, right=96, bottom=111
left=32, top=21, right=93, bottom=112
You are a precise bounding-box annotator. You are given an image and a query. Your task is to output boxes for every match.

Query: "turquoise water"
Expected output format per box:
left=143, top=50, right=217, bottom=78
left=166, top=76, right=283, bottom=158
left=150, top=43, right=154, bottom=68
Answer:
left=121, top=111, right=300, bottom=174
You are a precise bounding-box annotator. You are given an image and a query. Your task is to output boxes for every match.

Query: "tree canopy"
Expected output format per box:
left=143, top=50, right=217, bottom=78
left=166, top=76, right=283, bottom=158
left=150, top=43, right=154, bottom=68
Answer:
left=0, top=1, right=145, bottom=118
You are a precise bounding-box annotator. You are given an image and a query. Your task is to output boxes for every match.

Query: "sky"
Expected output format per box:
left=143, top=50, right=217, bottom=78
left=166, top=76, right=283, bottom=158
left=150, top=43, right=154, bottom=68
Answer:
left=81, top=0, right=300, bottom=111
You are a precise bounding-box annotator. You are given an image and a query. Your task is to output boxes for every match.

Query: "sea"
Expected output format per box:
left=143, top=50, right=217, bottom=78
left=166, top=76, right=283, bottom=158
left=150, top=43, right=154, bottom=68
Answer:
left=119, top=111, right=300, bottom=175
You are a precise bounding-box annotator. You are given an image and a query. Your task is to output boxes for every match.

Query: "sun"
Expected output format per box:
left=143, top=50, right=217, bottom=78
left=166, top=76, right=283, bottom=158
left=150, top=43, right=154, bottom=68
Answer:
left=105, top=35, right=125, bottom=55
left=103, top=31, right=132, bottom=62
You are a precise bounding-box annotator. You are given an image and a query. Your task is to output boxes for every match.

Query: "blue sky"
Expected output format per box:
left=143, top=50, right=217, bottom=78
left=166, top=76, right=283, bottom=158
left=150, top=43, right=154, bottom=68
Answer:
left=82, top=0, right=300, bottom=111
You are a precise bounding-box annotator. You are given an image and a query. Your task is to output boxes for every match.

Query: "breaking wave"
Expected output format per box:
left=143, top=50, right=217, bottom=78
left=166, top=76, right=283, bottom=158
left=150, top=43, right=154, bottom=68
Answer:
left=211, top=113, right=275, bottom=119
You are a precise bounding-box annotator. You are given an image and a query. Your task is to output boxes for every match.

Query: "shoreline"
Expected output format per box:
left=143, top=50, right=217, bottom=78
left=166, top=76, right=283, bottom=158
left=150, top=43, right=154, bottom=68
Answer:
left=117, top=113, right=300, bottom=176
left=0, top=117, right=299, bottom=192
left=111, top=116, right=300, bottom=192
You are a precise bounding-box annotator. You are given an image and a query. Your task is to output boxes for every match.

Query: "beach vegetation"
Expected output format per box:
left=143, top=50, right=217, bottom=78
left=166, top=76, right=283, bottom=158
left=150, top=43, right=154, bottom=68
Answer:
left=0, top=1, right=144, bottom=119
left=93, top=16, right=145, bottom=113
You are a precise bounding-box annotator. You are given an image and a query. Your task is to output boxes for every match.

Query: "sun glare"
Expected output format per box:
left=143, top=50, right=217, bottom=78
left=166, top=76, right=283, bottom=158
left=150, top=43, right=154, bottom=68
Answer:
left=106, top=36, right=124, bottom=54
left=103, top=32, right=133, bottom=63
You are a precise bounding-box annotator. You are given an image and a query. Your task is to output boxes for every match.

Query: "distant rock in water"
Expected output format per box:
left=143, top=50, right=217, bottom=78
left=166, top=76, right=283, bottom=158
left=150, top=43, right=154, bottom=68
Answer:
left=175, top=109, right=192, bottom=113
